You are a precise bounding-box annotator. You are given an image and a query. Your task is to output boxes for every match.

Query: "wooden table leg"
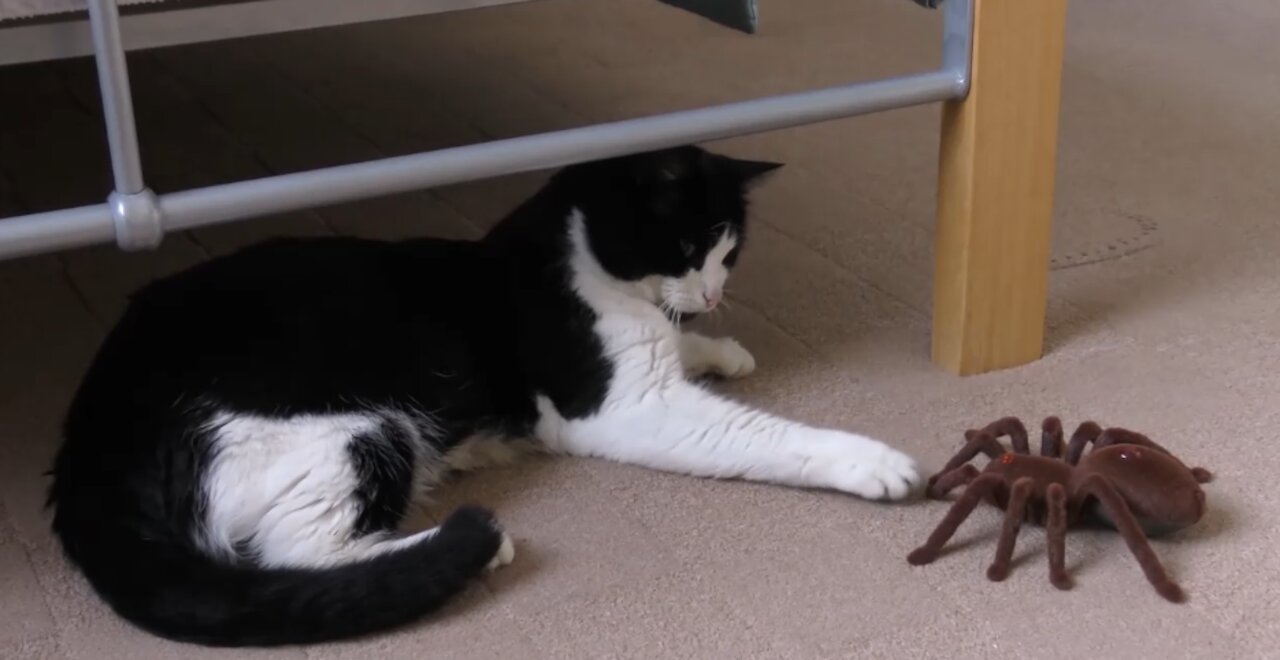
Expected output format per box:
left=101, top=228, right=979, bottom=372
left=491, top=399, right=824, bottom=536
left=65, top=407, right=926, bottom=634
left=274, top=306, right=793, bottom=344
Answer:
left=932, top=0, right=1068, bottom=375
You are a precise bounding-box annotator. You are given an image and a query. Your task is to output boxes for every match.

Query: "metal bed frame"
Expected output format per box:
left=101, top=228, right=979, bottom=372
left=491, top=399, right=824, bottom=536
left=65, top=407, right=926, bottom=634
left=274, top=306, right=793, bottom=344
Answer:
left=0, top=0, right=1068, bottom=375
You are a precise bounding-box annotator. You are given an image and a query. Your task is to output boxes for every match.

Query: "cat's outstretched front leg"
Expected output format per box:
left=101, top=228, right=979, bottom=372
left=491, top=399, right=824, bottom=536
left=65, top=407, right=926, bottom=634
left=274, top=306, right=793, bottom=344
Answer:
left=678, top=332, right=756, bottom=379
left=535, top=384, right=920, bottom=500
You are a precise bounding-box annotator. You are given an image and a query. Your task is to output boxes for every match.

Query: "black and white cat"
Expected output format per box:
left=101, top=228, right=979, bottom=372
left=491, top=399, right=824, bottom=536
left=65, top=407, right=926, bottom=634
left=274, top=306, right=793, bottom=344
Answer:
left=49, top=145, right=920, bottom=647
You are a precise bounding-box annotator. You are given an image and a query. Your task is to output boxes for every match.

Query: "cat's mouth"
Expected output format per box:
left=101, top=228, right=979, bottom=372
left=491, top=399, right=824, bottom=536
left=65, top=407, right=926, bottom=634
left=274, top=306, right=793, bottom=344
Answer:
left=660, top=296, right=718, bottom=320
left=658, top=278, right=722, bottom=317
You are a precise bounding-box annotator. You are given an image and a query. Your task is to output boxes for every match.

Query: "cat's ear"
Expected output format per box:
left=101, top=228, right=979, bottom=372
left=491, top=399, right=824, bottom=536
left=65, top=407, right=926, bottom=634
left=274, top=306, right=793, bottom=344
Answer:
left=725, top=157, right=784, bottom=187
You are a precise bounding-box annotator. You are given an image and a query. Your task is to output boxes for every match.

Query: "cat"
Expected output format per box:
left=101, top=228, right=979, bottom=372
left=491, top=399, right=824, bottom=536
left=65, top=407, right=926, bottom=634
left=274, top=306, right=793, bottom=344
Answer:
left=48, top=145, right=921, bottom=647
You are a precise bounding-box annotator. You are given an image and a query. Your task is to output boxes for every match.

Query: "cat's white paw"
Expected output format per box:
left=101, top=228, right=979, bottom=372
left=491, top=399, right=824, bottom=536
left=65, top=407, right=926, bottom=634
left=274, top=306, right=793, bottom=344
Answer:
left=704, top=337, right=756, bottom=378
left=814, top=435, right=921, bottom=500
left=485, top=532, right=516, bottom=572
left=712, top=337, right=756, bottom=378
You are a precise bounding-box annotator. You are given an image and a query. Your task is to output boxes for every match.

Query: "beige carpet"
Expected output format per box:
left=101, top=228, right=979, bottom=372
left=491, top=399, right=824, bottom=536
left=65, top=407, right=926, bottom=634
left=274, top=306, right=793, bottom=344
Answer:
left=2, top=0, right=1278, bottom=658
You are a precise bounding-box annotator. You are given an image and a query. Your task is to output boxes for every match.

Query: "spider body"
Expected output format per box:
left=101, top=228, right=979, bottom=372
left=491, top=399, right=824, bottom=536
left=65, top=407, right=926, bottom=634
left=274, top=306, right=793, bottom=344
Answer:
left=907, top=416, right=1211, bottom=603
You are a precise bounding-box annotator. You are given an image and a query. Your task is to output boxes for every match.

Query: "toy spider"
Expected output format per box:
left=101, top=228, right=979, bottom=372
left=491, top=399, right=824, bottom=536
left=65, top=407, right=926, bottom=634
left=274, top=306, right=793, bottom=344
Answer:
left=906, top=416, right=1212, bottom=602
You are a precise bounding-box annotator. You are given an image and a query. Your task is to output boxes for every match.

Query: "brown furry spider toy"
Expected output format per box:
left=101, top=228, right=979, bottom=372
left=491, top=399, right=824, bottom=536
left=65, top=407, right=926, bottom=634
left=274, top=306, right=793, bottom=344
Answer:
left=907, top=417, right=1212, bottom=602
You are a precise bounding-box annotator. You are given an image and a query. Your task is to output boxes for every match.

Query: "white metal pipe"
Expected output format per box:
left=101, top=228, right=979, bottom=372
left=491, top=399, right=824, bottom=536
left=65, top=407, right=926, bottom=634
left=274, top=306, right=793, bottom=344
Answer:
left=0, top=205, right=116, bottom=257
left=942, top=0, right=973, bottom=96
left=86, top=0, right=146, bottom=195
left=162, top=70, right=960, bottom=230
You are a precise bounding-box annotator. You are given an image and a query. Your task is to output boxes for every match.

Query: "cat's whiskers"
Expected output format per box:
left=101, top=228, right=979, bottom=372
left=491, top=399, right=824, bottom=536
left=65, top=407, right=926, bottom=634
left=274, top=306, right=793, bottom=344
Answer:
left=658, top=298, right=680, bottom=324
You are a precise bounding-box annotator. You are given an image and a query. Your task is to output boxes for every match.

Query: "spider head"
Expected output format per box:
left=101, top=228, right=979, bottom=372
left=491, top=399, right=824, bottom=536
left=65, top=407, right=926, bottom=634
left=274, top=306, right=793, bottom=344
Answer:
left=1085, top=444, right=1207, bottom=534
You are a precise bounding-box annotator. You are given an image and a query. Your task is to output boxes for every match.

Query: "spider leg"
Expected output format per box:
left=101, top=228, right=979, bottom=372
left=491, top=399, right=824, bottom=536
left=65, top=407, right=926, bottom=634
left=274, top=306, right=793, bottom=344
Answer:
left=928, top=431, right=1007, bottom=491
left=926, top=464, right=981, bottom=499
left=1095, top=428, right=1214, bottom=483
left=978, top=416, right=1031, bottom=454
left=908, top=474, right=1005, bottom=566
left=1045, top=483, right=1072, bottom=590
left=1064, top=421, right=1104, bottom=466
left=1040, top=416, right=1065, bottom=457
left=1072, top=474, right=1185, bottom=603
left=987, top=477, right=1035, bottom=581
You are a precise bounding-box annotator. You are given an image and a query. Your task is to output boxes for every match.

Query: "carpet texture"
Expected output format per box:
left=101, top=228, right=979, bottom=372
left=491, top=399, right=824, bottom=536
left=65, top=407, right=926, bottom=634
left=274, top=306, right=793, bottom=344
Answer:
left=1, top=0, right=1277, bottom=658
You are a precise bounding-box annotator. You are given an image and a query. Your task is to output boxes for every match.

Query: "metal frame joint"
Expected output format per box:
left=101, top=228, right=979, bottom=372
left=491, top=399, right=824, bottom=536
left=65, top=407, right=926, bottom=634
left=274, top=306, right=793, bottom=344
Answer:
left=108, top=189, right=163, bottom=251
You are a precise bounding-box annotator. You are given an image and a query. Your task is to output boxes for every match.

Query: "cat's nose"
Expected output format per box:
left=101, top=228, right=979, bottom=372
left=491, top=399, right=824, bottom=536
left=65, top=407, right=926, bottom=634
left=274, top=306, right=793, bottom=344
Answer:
left=703, top=292, right=721, bottom=309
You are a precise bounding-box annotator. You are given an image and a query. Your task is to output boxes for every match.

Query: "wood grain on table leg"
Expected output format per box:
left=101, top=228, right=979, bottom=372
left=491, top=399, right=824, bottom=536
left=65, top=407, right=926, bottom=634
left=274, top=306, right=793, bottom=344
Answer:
left=932, top=0, right=1067, bottom=375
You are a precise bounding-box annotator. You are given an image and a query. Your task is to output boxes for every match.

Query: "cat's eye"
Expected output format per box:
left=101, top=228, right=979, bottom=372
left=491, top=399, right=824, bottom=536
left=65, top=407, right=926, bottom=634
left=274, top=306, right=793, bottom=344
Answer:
left=679, top=240, right=695, bottom=257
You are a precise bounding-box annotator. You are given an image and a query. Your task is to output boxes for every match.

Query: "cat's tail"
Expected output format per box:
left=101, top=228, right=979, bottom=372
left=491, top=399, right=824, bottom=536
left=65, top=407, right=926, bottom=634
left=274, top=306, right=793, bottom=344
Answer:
left=58, top=506, right=509, bottom=647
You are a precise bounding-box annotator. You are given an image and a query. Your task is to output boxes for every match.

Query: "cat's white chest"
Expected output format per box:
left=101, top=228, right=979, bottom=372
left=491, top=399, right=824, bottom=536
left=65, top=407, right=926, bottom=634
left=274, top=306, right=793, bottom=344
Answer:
left=564, top=210, right=685, bottom=397
left=532, top=307, right=681, bottom=449
left=593, top=309, right=684, bottom=399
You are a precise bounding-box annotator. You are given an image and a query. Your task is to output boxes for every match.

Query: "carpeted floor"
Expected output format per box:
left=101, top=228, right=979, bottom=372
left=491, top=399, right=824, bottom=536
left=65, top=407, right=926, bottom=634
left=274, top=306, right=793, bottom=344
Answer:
left=2, top=0, right=1278, bottom=658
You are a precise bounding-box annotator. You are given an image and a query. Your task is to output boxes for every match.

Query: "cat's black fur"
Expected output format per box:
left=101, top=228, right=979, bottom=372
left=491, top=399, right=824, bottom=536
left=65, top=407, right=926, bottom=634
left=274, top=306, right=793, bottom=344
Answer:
left=48, top=146, right=780, bottom=646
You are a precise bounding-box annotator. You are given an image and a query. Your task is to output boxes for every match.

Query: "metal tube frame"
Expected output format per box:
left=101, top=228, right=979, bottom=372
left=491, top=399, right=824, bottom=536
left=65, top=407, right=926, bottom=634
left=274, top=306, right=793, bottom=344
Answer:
left=0, top=0, right=972, bottom=261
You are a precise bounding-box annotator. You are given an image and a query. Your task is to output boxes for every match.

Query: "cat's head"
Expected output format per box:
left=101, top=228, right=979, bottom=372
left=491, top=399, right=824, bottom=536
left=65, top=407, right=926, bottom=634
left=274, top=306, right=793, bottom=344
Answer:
left=564, top=145, right=782, bottom=315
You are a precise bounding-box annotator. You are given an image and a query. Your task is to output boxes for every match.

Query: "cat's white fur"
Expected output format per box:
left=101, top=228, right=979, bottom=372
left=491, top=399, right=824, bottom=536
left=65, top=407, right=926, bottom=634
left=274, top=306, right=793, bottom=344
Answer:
left=536, top=210, right=919, bottom=496
left=196, top=207, right=917, bottom=571
left=199, top=408, right=519, bottom=570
